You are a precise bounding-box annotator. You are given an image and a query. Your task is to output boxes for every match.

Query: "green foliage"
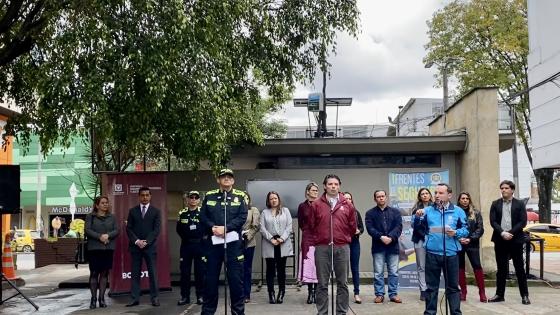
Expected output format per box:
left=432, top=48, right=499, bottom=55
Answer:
left=424, top=0, right=555, bottom=221
left=1, top=0, right=359, bottom=171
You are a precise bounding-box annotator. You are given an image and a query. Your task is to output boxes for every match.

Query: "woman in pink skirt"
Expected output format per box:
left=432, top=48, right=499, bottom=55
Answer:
left=298, top=182, right=320, bottom=304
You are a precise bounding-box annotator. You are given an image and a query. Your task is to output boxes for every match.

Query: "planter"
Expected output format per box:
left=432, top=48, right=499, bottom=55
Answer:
left=34, top=238, right=79, bottom=268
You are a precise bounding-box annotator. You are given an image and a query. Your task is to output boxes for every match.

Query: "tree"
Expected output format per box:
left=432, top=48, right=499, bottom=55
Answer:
left=553, top=171, right=560, bottom=203
left=1, top=0, right=359, bottom=172
left=424, top=0, right=554, bottom=222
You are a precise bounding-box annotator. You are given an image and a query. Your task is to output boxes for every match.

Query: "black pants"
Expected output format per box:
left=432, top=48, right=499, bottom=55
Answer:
left=202, top=240, right=244, bottom=315
left=130, top=250, right=158, bottom=301
left=265, top=245, right=287, bottom=292
left=180, top=242, right=205, bottom=299
left=494, top=241, right=528, bottom=297
left=458, top=246, right=482, bottom=270
left=424, top=253, right=461, bottom=315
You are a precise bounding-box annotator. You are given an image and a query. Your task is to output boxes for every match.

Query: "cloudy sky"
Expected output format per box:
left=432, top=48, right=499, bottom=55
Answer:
left=274, top=0, right=449, bottom=127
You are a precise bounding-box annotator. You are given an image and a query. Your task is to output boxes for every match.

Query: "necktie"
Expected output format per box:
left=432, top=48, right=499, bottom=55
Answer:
left=142, top=205, right=147, bottom=218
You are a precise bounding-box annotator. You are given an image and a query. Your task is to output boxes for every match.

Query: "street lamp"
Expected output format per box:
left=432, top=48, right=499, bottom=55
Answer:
left=397, top=105, right=404, bottom=136
left=425, top=58, right=458, bottom=133
left=425, top=60, right=454, bottom=111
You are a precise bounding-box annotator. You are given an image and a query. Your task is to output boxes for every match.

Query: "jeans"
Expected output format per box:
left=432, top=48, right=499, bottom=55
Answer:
left=315, top=244, right=349, bottom=315
left=458, top=246, right=482, bottom=270
left=424, top=252, right=461, bottom=315
left=372, top=251, right=399, bottom=297
left=349, top=238, right=361, bottom=294
left=414, top=240, right=427, bottom=292
left=243, top=246, right=255, bottom=298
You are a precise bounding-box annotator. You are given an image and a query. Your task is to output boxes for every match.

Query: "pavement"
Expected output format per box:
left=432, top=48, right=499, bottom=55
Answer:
left=1, top=253, right=560, bottom=315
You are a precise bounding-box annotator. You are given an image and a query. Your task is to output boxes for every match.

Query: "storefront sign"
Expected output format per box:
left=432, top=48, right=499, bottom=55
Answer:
left=50, top=206, right=92, bottom=214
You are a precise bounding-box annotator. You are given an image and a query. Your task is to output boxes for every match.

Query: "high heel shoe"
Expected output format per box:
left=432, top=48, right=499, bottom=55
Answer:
left=89, top=297, right=97, bottom=309
left=276, top=290, right=285, bottom=304
left=268, top=291, right=276, bottom=304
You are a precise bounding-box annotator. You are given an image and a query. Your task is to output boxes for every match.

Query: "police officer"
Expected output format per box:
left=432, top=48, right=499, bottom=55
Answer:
left=177, top=190, right=205, bottom=305
left=200, top=169, right=248, bottom=315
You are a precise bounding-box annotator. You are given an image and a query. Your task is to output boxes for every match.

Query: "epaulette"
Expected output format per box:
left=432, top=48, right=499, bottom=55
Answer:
left=206, top=189, right=220, bottom=195
left=178, top=208, right=188, bottom=214
left=232, top=189, right=246, bottom=197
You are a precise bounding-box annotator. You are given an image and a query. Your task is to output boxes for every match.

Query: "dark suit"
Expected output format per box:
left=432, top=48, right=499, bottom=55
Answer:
left=126, top=204, right=162, bottom=302
left=489, top=198, right=528, bottom=298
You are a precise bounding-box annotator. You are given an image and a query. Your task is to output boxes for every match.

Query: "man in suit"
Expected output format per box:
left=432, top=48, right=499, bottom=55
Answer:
left=125, top=186, right=162, bottom=307
left=488, top=180, right=530, bottom=305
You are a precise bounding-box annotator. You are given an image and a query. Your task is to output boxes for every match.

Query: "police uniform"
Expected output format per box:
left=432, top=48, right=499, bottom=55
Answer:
left=200, top=170, right=248, bottom=315
left=176, top=198, right=205, bottom=305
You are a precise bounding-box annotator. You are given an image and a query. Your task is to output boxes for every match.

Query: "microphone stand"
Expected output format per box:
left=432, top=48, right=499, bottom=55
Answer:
left=329, top=206, right=335, bottom=315
left=439, top=201, right=449, bottom=315
left=223, top=190, right=229, bottom=315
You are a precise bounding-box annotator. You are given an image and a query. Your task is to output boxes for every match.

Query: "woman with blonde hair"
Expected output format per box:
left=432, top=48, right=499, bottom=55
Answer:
left=410, top=187, right=433, bottom=301
left=241, top=193, right=260, bottom=303
left=85, top=196, right=119, bottom=309
left=457, top=191, right=487, bottom=302
left=261, top=191, right=293, bottom=304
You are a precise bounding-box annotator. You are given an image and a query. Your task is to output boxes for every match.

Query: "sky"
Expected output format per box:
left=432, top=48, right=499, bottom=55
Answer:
left=274, top=0, right=448, bottom=127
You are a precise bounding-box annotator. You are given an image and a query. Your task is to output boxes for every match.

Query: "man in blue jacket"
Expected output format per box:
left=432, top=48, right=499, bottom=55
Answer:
left=415, top=183, right=468, bottom=315
left=365, top=190, right=403, bottom=304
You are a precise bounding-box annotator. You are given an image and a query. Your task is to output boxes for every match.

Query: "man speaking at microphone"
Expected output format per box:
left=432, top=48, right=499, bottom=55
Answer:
left=200, top=168, right=248, bottom=315
left=309, top=174, right=357, bottom=315
left=415, top=183, right=468, bottom=315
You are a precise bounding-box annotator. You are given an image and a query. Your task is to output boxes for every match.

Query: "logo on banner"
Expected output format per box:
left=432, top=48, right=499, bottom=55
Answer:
left=431, top=173, right=443, bottom=183
left=113, top=184, right=124, bottom=195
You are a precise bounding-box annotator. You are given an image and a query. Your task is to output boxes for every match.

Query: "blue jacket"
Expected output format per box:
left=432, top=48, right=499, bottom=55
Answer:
left=418, top=203, right=469, bottom=256
left=365, top=205, right=402, bottom=255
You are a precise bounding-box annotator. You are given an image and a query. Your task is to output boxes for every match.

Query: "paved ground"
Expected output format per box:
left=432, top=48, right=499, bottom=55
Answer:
left=2, top=252, right=560, bottom=315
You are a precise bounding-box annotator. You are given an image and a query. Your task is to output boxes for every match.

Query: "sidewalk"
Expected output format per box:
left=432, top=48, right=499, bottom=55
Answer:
left=1, top=263, right=560, bottom=315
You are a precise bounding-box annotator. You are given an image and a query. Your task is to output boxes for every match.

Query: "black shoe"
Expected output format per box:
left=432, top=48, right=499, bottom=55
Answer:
left=268, top=291, right=276, bottom=304
left=152, top=298, right=160, bottom=307
left=90, top=297, right=97, bottom=309
left=98, top=297, right=107, bottom=308
left=522, top=296, right=531, bottom=305
left=276, top=290, right=285, bottom=304
left=126, top=301, right=139, bottom=307
left=178, top=297, right=190, bottom=305
left=488, top=295, right=505, bottom=303
left=196, top=297, right=203, bottom=305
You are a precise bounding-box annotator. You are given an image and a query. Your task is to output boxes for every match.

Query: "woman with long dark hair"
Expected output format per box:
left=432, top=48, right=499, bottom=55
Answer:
left=410, top=188, right=432, bottom=301
left=343, top=191, right=364, bottom=304
left=242, top=193, right=261, bottom=303
left=85, top=196, right=119, bottom=309
left=298, top=182, right=319, bottom=304
left=260, top=191, right=293, bottom=304
left=457, top=192, right=487, bottom=302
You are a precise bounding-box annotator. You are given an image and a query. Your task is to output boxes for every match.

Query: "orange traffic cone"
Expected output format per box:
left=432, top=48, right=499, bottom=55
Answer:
left=2, top=233, right=17, bottom=279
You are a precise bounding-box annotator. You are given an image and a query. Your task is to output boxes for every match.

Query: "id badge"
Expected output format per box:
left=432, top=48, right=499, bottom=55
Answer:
left=190, top=225, right=197, bottom=230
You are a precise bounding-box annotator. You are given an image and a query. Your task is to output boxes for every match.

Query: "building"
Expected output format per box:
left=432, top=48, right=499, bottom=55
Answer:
left=13, top=135, right=95, bottom=236
left=528, top=0, right=560, bottom=169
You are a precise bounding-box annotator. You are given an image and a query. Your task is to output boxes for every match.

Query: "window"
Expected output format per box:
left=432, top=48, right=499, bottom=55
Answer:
left=277, top=154, right=441, bottom=169
left=528, top=225, right=548, bottom=233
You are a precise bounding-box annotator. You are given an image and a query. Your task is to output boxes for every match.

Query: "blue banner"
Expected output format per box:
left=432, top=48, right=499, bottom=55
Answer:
left=389, top=170, right=449, bottom=288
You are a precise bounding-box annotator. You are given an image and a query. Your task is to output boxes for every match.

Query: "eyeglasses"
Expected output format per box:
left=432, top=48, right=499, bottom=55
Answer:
left=189, top=196, right=200, bottom=200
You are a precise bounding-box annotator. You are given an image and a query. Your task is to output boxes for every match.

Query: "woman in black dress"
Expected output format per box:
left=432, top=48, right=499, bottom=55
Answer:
left=85, top=196, right=119, bottom=309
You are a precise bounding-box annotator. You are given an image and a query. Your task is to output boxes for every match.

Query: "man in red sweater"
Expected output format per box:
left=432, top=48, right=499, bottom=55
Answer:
left=309, top=174, right=357, bottom=315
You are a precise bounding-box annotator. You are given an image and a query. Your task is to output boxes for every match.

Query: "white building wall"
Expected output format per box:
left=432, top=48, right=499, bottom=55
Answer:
left=527, top=0, right=560, bottom=169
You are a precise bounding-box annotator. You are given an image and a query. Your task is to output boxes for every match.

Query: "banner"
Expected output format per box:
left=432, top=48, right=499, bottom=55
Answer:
left=104, top=172, right=171, bottom=295
left=389, top=170, right=449, bottom=288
